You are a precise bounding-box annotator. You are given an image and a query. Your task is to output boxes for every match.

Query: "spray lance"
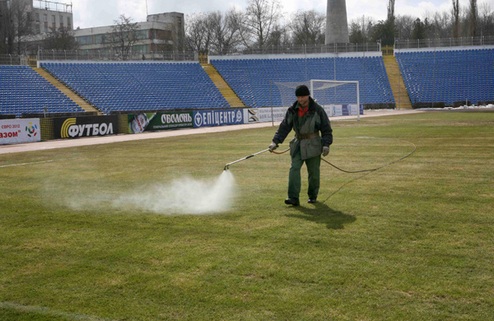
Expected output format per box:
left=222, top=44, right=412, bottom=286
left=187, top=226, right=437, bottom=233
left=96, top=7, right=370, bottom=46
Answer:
left=224, top=148, right=270, bottom=171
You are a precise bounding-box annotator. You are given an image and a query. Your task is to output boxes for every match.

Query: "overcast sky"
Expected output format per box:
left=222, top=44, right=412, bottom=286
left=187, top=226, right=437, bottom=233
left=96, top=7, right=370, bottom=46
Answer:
left=71, top=0, right=475, bottom=29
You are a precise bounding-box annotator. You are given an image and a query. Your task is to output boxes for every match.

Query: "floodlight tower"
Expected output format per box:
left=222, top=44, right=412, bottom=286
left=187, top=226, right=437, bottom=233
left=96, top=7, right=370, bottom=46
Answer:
left=325, top=0, right=349, bottom=44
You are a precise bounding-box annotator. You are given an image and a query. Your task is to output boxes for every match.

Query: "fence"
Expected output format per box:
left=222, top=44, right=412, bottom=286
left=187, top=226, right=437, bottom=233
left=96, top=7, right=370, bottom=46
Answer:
left=1, top=36, right=493, bottom=65
left=0, top=55, right=22, bottom=65
left=36, top=49, right=197, bottom=62
left=395, top=36, right=494, bottom=49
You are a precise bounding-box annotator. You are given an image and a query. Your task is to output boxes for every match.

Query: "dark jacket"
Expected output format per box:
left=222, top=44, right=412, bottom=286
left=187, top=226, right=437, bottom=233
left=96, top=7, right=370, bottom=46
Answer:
left=272, top=97, right=333, bottom=159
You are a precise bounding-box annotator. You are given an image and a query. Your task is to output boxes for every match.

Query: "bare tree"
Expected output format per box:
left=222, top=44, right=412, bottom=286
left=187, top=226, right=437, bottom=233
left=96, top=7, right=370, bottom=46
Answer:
left=185, top=13, right=214, bottom=54
left=349, top=15, right=375, bottom=44
left=7, top=0, right=34, bottom=54
left=478, top=2, right=494, bottom=37
left=0, top=1, right=11, bottom=53
left=105, top=15, right=140, bottom=60
left=209, top=9, right=244, bottom=55
left=185, top=10, right=248, bottom=55
left=181, top=0, right=494, bottom=53
left=388, top=0, right=395, bottom=21
left=265, top=23, right=290, bottom=50
left=243, top=0, right=283, bottom=51
left=290, top=10, right=326, bottom=46
left=394, top=15, right=416, bottom=39
left=469, top=0, right=478, bottom=36
left=423, top=11, right=452, bottom=38
left=384, top=0, right=396, bottom=46
left=452, top=0, right=460, bottom=37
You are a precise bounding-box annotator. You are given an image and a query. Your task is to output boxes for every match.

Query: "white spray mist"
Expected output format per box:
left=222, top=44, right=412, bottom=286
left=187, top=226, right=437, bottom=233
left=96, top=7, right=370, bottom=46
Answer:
left=112, top=170, right=237, bottom=215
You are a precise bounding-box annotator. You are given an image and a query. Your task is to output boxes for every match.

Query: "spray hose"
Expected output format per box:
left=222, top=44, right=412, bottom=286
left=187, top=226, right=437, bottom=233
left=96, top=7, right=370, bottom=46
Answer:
left=247, top=140, right=417, bottom=203
left=224, top=140, right=416, bottom=203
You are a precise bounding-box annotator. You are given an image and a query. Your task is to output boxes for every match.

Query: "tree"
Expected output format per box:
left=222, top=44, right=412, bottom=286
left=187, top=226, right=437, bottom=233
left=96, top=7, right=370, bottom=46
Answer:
left=265, top=23, right=290, bottom=50
left=384, top=0, right=396, bottom=46
left=411, top=18, right=427, bottom=40
left=3, top=0, right=34, bottom=54
left=452, top=0, right=460, bottom=37
left=369, top=19, right=395, bottom=46
left=185, top=13, right=214, bottom=54
left=349, top=21, right=366, bottom=43
left=469, top=0, right=478, bottom=36
left=423, top=11, right=452, bottom=38
left=394, top=15, right=416, bottom=39
left=105, top=15, right=140, bottom=60
left=43, top=27, right=79, bottom=50
left=243, top=0, right=282, bottom=51
left=478, top=3, right=494, bottom=37
left=349, top=16, right=375, bottom=44
left=290, top=10, right=326, bottom=46
left=209, top=9, right=244, bottom=55
left=0, top=1, right=11, bottom=54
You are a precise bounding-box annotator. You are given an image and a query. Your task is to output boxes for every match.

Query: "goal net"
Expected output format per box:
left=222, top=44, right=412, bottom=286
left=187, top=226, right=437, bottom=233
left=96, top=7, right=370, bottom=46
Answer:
left=274, top=79, right=361, bottom=119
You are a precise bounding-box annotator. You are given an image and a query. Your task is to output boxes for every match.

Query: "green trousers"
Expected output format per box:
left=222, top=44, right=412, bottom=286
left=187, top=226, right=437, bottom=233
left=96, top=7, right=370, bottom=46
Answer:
left=288, top=147, right=321, bottom=200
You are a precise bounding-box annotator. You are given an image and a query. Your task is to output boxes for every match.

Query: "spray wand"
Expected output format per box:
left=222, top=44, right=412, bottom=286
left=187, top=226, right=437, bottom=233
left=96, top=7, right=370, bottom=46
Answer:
left=224, top=148, right=270, bottom=171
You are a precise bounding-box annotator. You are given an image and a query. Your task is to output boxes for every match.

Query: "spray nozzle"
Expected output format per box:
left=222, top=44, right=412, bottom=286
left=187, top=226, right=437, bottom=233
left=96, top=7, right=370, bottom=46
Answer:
left=223, top=148, right=270, bottom=172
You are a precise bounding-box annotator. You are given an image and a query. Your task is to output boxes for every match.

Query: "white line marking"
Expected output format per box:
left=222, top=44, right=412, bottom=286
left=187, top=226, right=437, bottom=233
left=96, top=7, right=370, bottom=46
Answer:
left=0, top=301, right=116, bottom=321
left=0, top=160, right=53, bottom=168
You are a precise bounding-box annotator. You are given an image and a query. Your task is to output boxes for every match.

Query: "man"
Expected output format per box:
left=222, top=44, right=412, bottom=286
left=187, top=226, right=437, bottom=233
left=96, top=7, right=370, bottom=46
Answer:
left=268, top=85, right=333, bottom=206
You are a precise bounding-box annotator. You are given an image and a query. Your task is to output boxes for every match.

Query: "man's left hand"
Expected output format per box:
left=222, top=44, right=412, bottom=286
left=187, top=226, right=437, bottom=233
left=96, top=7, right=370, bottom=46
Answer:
left=322, top=146, right=330, bottom=157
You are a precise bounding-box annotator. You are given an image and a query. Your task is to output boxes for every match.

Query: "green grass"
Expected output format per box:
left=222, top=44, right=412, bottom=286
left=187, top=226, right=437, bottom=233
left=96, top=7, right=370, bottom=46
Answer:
left=1, top=112, right=493, bottom=320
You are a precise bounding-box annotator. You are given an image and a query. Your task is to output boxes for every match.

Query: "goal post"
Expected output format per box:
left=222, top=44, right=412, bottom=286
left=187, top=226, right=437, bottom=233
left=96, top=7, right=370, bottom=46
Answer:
left=274, top=79, right=361, bottom=120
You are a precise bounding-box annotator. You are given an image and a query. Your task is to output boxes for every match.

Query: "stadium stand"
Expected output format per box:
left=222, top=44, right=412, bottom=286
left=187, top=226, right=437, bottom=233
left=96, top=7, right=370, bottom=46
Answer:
left=40, top=62, right=230, bottom=114
left=395, top=47, right=494, bottom=106
left=210, top=55, right=395, bottom=107
left=0, top=65, right=84, bottom=117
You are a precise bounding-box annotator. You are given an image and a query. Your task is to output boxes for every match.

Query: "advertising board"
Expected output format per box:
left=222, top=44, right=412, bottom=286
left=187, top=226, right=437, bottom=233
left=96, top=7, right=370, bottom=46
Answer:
left=0, top=118, right=40, bottom=145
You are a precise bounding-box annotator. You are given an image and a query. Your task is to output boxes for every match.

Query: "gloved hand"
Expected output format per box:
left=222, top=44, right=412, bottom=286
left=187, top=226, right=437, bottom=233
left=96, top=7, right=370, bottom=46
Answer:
left=268, top=141, right=278, bottom=152
left=322, top=146, right=330, bottom=157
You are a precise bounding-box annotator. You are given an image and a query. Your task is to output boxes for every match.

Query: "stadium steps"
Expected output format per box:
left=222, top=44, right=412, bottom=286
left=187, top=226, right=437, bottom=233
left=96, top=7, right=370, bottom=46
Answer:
left=201, top=63, right=246, bottom=108
left=34, top=67, right=103, bottom=115
left=383, top=55, right=412, bottom=109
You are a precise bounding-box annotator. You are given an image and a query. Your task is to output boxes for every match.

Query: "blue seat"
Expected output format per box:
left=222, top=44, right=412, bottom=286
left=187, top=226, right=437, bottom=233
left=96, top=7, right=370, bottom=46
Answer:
left=0, top=65, right=84, bottom=117
left=40, top=62, right=230, bottom=113
left=211, top=56, right=394, bottom=107
left=395, top=48, right=494, bottom=105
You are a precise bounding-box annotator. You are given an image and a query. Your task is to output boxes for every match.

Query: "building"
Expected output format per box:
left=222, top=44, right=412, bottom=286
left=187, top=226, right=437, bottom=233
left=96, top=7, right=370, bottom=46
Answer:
left=30, top=0, right=73, bottom=34
left=8, top=0, right=185, bottom=60
left=74, top=12, right=185, bottom=59
left=1, top=0, right=73, bottom=53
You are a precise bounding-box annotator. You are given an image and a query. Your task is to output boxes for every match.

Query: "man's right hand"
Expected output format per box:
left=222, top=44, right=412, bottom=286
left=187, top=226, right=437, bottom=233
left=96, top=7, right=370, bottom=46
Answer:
left=268, top=142, right=278, bottom=152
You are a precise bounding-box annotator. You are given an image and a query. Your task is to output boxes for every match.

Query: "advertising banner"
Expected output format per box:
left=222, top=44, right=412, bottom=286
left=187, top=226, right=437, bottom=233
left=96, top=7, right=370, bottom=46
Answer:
left=244, top=107, right=287, bottom=123
left=128, top=111, right=193, bottom=133
left=0, top=118, right=40, bottom=145
left=53, top=115, right=118, bottom=139
left=323, top=105, right=343, bottom=117
left=244, top=104, right=363, bottom=124
left=193, top=109, right=244, bottom=128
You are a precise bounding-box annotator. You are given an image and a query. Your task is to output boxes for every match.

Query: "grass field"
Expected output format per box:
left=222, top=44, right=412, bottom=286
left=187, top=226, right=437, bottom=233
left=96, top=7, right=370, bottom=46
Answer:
left=1, top=111, right=493, bottom=321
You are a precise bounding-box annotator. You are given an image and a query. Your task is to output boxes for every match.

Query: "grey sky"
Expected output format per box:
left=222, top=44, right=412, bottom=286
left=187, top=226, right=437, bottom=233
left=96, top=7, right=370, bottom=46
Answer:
left=71, top=0, right=473, bottom=29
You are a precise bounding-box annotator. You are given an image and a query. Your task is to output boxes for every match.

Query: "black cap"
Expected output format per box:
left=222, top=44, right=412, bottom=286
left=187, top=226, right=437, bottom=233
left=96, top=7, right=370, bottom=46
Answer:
left=295, top=85, right=310, bottom=97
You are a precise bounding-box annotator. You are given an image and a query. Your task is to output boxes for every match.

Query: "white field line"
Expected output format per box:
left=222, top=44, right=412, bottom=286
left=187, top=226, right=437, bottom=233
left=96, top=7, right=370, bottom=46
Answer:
left=0, top=160, right=53, bottom=168
left=0, top=301, right=116, bottom=321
